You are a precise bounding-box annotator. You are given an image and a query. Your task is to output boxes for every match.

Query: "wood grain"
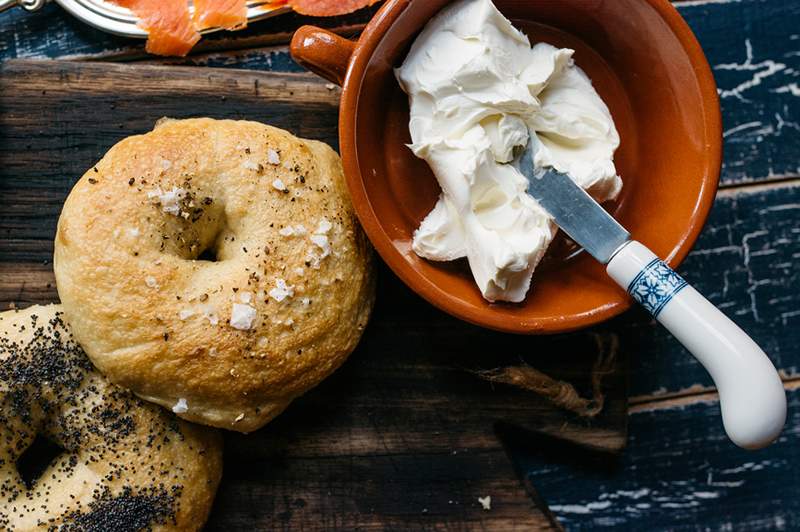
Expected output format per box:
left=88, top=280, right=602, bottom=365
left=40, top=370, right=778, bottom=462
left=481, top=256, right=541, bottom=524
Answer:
left=2, top=0, right=797, bottom=190
left=622, top=179, right=800, bottom=398
left=0, top=59, right=630, bottom=529
left=2, top=59, right=797, bottom=399
left=521, top=386, right=800, bottom=530
left=1, top=2, right=797, bottom=530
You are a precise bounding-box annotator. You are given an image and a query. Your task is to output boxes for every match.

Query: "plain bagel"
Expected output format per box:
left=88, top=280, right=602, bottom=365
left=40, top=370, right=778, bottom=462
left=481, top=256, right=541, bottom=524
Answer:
left=54, top=118, right=375, bottom=432
left=0, top=305, right=223, bottom=530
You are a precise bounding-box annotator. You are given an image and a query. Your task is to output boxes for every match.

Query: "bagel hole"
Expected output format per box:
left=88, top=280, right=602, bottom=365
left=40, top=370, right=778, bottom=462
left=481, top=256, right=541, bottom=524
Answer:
left=17, top=434, right=64, bottom=488
left=189, top=214, right=227, bottom=263
left=197, top=247, right=218, bottom=262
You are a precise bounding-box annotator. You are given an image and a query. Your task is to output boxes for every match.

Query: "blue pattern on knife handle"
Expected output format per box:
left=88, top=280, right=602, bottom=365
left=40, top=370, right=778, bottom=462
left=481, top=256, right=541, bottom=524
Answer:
left=627, top=258, right=689, bottom=317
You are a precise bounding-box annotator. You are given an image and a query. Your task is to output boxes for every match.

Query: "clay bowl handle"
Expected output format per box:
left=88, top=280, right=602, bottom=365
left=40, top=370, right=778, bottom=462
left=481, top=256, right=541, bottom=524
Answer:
left=291, top=26, right=356, bottom=87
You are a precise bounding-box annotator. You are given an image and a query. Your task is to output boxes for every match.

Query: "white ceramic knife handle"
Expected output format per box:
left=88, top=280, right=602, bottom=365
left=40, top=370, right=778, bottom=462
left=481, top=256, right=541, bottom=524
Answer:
left=607, top=241, right=786, bottom=450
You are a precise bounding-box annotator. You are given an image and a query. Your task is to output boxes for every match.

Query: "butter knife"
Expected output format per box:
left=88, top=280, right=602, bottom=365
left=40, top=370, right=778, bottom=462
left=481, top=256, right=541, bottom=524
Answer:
left=517, top=141, right=786, bottom=450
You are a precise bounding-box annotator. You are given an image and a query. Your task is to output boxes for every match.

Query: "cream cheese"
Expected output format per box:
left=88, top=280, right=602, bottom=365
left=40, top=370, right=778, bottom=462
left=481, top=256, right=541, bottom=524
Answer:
left=396, top=0, right=621, bottom=302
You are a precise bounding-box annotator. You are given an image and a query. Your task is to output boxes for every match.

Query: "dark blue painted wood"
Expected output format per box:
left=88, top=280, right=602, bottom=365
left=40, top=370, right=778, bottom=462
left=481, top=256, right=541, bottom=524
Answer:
left=514, top=386, right=800, bottom=530
left=678, top=0, right=800, bottom=186
left=620, top=181, right=800, bottom=397
left=1, top=1, right=798, bottom=529
left=0, top=3, right=376, bottom=60
left=2, top=1, right=797, bottom=187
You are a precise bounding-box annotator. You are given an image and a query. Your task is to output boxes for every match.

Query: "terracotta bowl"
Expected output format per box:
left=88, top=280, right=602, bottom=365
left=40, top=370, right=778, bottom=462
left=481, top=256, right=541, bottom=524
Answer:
left=291, top=0, right=721, bottom=334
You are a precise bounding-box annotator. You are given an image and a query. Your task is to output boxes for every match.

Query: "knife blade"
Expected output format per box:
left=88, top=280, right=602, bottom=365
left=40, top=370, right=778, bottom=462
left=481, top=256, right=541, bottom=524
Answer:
left=516, top=138, right=629, bottom=264
left=514, top=136, right=785, bottom=450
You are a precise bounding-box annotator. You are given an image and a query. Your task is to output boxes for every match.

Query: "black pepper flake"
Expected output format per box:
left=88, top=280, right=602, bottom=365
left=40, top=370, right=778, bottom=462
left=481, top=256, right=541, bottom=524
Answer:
left=93, top=167, right=99, bottom=173
left=87, top=178, right=98, bottom=185
left=163, top=333, right=169, bottom=342
left=128, top=178, right=135, bottom=186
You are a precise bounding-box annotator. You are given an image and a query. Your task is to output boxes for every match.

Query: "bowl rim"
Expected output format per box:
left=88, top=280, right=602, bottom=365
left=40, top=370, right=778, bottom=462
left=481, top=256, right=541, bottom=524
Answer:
left=338, top=0, right=723, bottom=334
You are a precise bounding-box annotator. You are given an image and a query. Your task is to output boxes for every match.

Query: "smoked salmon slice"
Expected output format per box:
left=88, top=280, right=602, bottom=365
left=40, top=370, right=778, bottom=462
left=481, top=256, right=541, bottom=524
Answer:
left=109, top=0, right=378, bottom=56
left=193, top=0, right=248, bottom=31
left=289, top=0, right=379, bottom=16
left=111, top=0, right=200, bottom=56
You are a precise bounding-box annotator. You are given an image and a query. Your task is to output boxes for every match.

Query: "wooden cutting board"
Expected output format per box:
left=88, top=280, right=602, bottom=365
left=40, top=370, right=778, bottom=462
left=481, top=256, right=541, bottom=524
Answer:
left=0, top=60, right=628, bottom=530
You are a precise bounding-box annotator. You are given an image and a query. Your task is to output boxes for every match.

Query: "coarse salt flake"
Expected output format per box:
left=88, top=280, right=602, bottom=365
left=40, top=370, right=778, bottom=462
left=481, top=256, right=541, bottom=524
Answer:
left=230, top=303, right=257, bottom=330
left=240, top=292, right=253, bottom=304
left=478, top=496, right=491, bottom=511
left=272, top=178, right=287, bottom=192
left=128, top=227, right=140, bottom=237
left=294, top=267, right=305, bottom=276
left=301, top=297, right=311, bottom=307
left=267, top=149, right=281, bottom=165
left=234, top=413, right=245, bottom=423
left=316, top=218, right=333, bottom=234
left=172, top=398, right=188, bottom=414
left=179, top=308, right=195, bottom=320
left=145, top=276, right=159, bottom=289
left=147, top=186, right=186, bottom=215
left=202, top=307, right=219, bottom=326
left=161, top=158, right=172, bottom=170
left=279, top=226, right=295, bottom=237
left=242, top=159, right=260, bottom=171
left=310, top=234, right=331, bottom=258
left=268, top=278, right=294, bottom=302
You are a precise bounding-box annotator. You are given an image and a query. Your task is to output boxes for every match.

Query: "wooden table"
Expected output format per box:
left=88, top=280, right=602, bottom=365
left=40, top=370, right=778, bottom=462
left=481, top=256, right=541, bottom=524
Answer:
left=1, top=1, right=798, bottom=529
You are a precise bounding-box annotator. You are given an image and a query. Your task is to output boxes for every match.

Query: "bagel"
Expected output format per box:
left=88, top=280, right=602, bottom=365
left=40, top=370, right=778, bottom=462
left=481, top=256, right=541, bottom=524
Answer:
left=0, top=305, right=222, bottom=530
left=54, top=118, right=375, bottom=432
